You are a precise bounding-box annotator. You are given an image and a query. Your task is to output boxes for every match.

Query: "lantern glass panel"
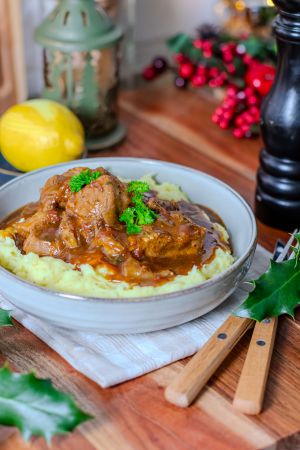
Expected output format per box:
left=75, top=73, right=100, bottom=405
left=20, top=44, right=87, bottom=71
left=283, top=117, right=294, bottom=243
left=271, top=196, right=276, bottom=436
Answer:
left=43, top=45, right=119, bottom=138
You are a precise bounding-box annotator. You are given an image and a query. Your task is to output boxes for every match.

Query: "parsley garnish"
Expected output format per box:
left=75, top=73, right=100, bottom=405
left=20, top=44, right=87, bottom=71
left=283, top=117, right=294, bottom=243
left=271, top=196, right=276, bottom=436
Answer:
left=69, top=169, right=101, bottom=193
left=127, top=181, right=150, bottom=195
left=119, top=181, right=157, bottom=234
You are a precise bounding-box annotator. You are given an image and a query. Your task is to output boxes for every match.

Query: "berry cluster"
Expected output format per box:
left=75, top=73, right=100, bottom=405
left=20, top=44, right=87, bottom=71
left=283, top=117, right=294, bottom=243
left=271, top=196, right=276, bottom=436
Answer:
left=142, top=31, right=276, bottom=139
left=212, top=86, right=261, bottom=138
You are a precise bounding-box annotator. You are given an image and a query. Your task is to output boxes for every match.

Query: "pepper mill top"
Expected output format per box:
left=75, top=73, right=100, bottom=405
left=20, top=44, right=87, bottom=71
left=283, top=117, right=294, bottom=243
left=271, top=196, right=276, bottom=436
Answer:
left=273, top=0, right=300, bottom=14
left=272, top=0, right=300, bottom=40
left=255, top=0, right=300, bottom=230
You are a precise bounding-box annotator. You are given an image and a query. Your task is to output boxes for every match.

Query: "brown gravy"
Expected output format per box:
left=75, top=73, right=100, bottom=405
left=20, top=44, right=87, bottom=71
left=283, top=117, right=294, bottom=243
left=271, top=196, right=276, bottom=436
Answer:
left=0, top=199, right=230, bottom=286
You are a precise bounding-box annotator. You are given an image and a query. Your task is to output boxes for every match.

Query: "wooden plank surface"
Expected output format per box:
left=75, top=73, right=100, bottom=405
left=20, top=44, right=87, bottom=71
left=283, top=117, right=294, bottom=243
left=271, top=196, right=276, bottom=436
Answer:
left=0, top=83, right=299, bottom=450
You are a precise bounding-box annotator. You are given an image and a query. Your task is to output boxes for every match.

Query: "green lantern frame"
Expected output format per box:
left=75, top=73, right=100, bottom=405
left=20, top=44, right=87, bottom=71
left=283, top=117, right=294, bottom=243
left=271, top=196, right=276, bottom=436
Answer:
left=34, top=0, right=126, bottom=151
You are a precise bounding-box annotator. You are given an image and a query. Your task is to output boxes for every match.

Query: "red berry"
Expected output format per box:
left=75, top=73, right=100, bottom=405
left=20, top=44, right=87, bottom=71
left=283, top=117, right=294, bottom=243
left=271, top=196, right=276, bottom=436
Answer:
left=224, top=98, right=237, bottom=108
left=223, top=52, right=233, bottom=63
left=193, top=39, right=203, bottom=49
left=241, top=124, right=250, bottom=132
left=142, top=66, right=157, bottom=81
left=202, top=40, right=212, bottom=51
left=209, top=67, right=219, bottom=78
left=219, top=120, right=230, bottom=129
left=223, top=110, right=233, bottom=120
left=203, top=50, right=213, bottom=58
left=249, top=107, right=260, bottom=121
left=226, top=64, right=236, bottom=74
left=212, top=76, right=225, bottom=87
left=233, top=128, right=244, bottom=138
left=227, top=86, right=238, bottom=97
left=245, top=87, right=255, bottom=97
left=235, top=115, right=244, bottom=127
left=215, top=107, right=224, bottom=116
left=248, top=95, right=259, bottom=105
left=201, top=41, right=213, bottom=58
left=219, top=74, right=227, bottom=85
left=179, top=62, right=194, bottom=79
left=212, top=113, right=220, bottom=123
left=191, top=74, right=206, bottom=87
left=221, top=44, right=229, bottom=52
left=197, top=64, right=207, bottom=75
left=243, top=54, right=253, bottom=65
left=174, top=53, right=187, bottom=64
left=249, top=105, right=259, bottom=115
left=244, top=112, right=254, bottom=124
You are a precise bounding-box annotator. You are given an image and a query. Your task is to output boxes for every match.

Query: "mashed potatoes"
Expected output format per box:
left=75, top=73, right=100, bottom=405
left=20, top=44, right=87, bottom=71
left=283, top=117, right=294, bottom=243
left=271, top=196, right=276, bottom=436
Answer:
left=0, top=176, right=234, bottom=298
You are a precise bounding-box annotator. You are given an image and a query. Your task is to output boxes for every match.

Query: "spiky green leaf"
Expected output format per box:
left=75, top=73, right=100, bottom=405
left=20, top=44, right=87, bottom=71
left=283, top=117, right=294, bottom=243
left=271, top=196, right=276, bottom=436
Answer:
left=235, top=258, right=300, bottom=321
left=166, top=33, right=194, bottom=54
left=0, top=365, right=92, bottom=442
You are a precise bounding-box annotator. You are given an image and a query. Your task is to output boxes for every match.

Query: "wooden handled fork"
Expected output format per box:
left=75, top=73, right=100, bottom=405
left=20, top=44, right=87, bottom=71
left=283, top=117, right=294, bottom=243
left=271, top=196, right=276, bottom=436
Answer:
left=165, top=234, right=295, bottom=411
left=165, top=315, right=253, bottom=407
left=232, top=232, right=297, bottom=414
left=232, top=316, right=278, bottom=414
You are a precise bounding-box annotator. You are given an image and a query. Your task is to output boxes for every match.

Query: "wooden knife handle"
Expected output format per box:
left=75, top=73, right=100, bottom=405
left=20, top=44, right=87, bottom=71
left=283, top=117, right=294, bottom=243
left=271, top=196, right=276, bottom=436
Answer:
left=165, top=316, right=253, bottom=407
left=233, top=317, right=278, bottom=415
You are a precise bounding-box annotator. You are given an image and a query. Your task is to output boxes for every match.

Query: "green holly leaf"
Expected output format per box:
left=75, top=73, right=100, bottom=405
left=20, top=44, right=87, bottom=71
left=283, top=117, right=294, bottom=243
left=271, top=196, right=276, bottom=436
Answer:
left=243, top=35, right=276, bottom=62
left=232, top=57, right=246, bottom=78
left=243, top=36, right=265, bottom=57
left=0, top=365, right=92, bottom=442
left=0, top=309, right=13, bottom=327
left=166, top=33, right=194, bottom=54
left=235, top=258, right=300, bottom=321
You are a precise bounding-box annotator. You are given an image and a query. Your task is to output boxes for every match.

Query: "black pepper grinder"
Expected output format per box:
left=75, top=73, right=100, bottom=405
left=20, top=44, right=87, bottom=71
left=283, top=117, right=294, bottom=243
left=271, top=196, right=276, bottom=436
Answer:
left=255, top=0, right=300, bottom=231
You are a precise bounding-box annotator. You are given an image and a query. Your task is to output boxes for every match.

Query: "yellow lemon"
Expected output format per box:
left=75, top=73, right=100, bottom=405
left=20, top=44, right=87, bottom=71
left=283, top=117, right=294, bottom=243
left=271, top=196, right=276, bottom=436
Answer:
left=0, top=99, right=85, bottom=172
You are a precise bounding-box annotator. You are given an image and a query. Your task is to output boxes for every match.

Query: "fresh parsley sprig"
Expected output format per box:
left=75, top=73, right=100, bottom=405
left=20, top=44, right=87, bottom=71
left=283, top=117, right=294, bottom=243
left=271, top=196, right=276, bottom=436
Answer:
left=119, top=181, right=157, bottom=235
left=69, top=169, right=102, bottom=193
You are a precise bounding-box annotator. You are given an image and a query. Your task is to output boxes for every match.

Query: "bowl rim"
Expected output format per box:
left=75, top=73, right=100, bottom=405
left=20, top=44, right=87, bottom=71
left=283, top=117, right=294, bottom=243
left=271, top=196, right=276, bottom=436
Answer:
left=0, top=157, right=257, bottom=304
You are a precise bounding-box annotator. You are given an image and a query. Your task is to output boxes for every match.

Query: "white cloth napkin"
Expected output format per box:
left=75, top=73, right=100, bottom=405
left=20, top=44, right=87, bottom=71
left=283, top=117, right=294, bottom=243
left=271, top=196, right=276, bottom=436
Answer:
left=0, top=245, right=271, bottom=388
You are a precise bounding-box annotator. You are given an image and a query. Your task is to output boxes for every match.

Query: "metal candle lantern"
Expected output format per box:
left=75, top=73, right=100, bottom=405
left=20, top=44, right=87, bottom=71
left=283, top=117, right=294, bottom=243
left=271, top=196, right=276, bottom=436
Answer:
left=255, top=0, right=300, bottom=230
left=34, top=0, right=126, bottom=150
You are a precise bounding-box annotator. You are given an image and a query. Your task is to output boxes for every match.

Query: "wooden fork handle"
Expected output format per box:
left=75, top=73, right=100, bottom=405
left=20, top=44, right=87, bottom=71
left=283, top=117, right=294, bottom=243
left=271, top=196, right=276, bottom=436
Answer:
left=233, top=317, right=278, bottom=415
left=165, top=316, right=253, bottom=407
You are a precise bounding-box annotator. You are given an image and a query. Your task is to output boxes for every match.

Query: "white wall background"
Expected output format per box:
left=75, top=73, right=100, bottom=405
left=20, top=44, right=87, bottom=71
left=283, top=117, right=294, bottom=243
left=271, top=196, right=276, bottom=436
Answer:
left=135, top=0, right=219, bottom=70
left=22, top=0, right=220, bottom=97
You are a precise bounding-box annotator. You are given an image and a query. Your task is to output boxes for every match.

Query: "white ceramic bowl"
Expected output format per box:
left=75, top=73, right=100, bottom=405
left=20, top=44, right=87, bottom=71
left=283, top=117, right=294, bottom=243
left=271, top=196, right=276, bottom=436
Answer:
left=0, top=158, right=257, bottom=334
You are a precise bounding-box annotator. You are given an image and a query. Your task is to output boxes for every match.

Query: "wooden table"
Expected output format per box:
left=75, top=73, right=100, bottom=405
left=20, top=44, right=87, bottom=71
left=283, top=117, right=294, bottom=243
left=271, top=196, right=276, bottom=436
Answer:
left=0, top=82, right=299, bottom=450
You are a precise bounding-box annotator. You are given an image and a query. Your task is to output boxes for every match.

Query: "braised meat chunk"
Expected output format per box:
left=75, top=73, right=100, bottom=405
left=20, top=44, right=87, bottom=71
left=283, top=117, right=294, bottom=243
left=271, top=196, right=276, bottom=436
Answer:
left=2, top=167, right=230, bottom=286
left=128, top=198, right=205, bottom=260
left=64, top=172, right=131, bottom=238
